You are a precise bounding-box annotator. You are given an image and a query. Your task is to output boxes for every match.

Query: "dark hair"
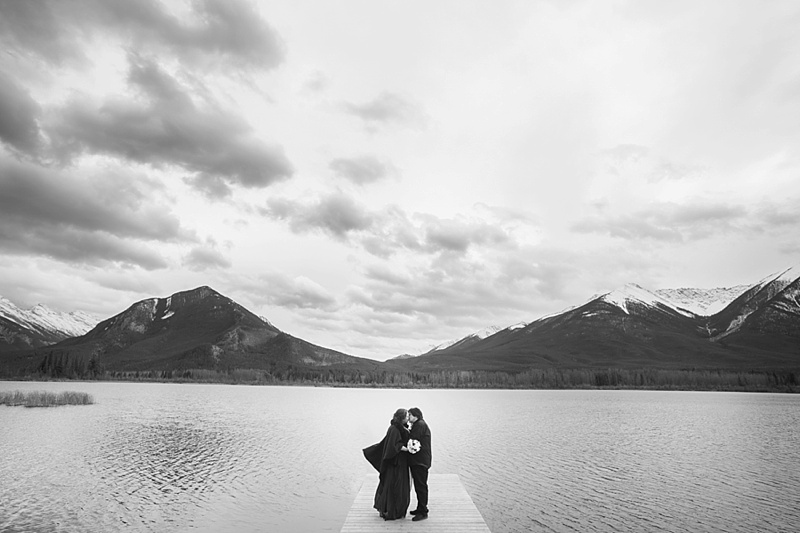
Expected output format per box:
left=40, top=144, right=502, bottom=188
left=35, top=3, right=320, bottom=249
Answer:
left=409, top=407, right=423, bottom=420
left=391, top=408, right=408, bottom=427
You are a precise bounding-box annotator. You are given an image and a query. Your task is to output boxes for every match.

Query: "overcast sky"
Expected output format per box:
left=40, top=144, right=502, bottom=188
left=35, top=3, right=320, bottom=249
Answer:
left=1, top=0, right=799, bottom=360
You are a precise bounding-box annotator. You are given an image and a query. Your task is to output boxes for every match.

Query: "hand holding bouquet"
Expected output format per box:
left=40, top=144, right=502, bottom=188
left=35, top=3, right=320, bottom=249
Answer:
left=407, top=439, right=421, bottom=454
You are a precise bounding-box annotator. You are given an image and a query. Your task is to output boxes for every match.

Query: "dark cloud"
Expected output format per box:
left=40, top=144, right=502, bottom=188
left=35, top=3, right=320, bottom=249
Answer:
left=263, top=193, right=374, bottom=238
left=0, top=157, right=191, bottom=268
left=0, top=1, right=86, bottom=65
left=92, top=272, right=163, bottom=296
left=183, top=247, right=232, bottom=271
left=0, top=0, right=285, bottom=70
left=185, top=173, right=233, bottom=199
left=0, top=71, right=43, bottom=155
left=263, top=193, right=521, bottom=258
left=329, top=155, right=397, bottom=185
left=48, top=56, right=293, bottom=196
left=0, top=225, right=168, bottom=270
left=343, top=92, right=424, bottom=128
left=572, top=202, right=748, bottom=242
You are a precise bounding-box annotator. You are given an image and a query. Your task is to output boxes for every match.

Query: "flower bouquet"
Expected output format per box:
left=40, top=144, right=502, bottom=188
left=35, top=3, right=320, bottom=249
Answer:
left=407, top=439, right=421, bottom=454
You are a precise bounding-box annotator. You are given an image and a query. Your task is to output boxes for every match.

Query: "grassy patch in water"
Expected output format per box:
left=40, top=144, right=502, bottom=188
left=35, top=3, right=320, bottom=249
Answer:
left=0, top=390, right=94, bottom=408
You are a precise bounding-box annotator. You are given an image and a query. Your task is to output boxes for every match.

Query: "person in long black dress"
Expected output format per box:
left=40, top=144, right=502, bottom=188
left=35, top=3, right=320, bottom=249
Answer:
left=362, top=408, right=412, bottom=520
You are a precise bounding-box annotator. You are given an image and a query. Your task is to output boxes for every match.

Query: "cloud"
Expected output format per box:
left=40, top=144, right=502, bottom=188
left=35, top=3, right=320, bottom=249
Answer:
left=343, top=92, right=425, bottom=129
left=420, top=214, right=511, bottom=253
left=329, top=155, right=398, bottom=185
left=262, top=193, right=374, bottom=238
left=0, top=225, right=168, bottom=270
left=0, top=71, right=43, bottom=155
left=601, top=144, right=706, bottom=183
left=91, top=271, right=164, bottom=296
left=262, top=193, right=533, bottom=259
left=347, top=249, right=557, bottom=327
left=0, top=157, right=191, bottom=268
left=183, top=247, right=232, bottom=271
left=0, top=0, right=285, bottom=71
left=0, top=1, right=86, bottom=65
left=185, top=173, right=234, bottom=199
left=368, top=211, right=518, bottom=257
left=572, top=201, right=749, bottom=242
left=47, top=56, right=293, bottom=195
left=244, top=273, right=338, bottom=311
left=302, top=70, right=328, bottom=94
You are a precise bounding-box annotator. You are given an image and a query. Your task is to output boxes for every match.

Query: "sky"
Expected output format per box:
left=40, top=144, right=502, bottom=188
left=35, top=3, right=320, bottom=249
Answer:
left=1, top=0, right=799, bottom=361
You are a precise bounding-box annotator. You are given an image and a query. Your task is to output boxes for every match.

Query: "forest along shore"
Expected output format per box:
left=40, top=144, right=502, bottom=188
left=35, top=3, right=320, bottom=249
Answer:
left=5, top=366, right=798, bottom=393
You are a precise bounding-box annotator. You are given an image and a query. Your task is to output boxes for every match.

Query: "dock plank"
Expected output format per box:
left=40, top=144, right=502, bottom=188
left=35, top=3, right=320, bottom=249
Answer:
left=341, top=474, right=491, bottom=532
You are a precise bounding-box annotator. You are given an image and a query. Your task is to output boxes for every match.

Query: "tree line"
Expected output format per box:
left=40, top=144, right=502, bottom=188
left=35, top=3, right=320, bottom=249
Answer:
left=16, top=354, right=799, bottom=392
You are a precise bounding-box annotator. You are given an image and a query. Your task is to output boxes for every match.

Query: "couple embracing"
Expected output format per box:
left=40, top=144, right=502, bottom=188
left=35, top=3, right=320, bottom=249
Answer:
left=363, top=407, right=432, bottom=522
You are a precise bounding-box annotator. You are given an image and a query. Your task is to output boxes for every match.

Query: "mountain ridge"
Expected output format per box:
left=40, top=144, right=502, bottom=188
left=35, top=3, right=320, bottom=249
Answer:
left=1, top=286, right=380, bottom=376
left=398, top=268, right=800, bottom=372
left=418, top=282, right=752, bottom=360
left=1, top=296, right=97, bottom=351
left=2, top=267, right=800, bottom=378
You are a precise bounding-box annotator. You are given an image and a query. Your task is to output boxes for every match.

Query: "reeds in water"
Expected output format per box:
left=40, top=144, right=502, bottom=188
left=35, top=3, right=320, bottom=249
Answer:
left=0, top=390, right=94, bottom=407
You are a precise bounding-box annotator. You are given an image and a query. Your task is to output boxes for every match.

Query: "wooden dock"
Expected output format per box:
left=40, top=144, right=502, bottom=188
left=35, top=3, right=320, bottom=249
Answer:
left=341, top=474, right=491, bottom=532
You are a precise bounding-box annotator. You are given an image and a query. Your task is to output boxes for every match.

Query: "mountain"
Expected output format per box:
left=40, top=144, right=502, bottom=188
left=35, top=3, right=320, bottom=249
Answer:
left=0, top=296, right=97, bottom=352
left=424, top=323, right=527, bottom=355
left=3, top=267, right=799, bottom=379
left=2, top=286, right=379, bottom=375
left=425, top=325, right=504, bottom=354
left=707, top=266, right=800, bottom=347
left=396, top=273, right=800, bottom=372
left=655, top=285, right=750, bottom=315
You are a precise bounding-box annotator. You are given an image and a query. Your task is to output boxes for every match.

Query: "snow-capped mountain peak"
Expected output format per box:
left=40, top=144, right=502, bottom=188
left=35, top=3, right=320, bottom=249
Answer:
left=0, top=296, right=97, bottom=338
left=600, top=283, right=695, bottom=317
left=655, top=285, right=749, bottom=316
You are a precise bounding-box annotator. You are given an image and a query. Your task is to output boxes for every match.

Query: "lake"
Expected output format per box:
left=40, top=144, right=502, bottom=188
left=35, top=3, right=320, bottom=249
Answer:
left=1, top=382, right=798, bottom=532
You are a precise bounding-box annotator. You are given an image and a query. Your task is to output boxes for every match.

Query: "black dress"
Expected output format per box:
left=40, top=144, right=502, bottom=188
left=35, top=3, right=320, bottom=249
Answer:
left=363, top=422, right=411, bottom=520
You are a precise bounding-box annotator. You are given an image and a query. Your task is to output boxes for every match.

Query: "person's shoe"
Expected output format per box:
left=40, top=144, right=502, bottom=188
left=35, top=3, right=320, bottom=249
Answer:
left=412, top=513, right=428, bottom=521
left=410, top=510, right=420, bottom=515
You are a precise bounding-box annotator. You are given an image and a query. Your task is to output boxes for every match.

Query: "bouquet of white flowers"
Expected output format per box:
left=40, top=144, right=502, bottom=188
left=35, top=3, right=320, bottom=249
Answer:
left=407, top=439, right=421, bottom=454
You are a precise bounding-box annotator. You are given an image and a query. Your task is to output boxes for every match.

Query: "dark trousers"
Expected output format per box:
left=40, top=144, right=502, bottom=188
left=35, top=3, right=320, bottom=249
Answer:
left=410, top=465, right=429, bottom=513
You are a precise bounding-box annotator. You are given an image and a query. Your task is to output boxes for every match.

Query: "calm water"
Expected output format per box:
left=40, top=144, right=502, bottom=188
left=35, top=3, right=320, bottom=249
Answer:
left=1, top=382, right=798, bottom=533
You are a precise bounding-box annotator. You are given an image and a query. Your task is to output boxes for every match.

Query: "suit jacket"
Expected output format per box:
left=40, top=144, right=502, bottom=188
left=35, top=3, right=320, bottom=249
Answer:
left=408, top=418, right=431, bottom=468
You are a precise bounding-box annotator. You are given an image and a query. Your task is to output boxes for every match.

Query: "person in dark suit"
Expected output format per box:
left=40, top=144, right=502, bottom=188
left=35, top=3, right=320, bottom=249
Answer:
left=407, top=407, right=431, bottom=521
